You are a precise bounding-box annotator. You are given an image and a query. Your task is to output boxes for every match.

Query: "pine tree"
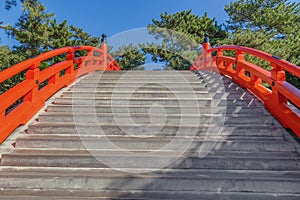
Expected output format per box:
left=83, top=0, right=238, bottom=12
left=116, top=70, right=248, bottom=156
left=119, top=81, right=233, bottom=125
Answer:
left=224, top=0, right=300, bottom=87
left=0, top=46, right=25, bottom=94
left=1, top=0, right=101, bottom=58
left=142, top=10, right=227, bottom=70
left=0, top=0, right=102, bottom=92
left=111, top=44, right=146, bottom=70
left=2, top=0, right=54, bottom=57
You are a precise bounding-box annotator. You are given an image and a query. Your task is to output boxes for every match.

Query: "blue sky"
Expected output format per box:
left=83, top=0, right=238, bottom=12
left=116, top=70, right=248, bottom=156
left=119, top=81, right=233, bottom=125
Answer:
left=0, top=0, right=234, bottom=46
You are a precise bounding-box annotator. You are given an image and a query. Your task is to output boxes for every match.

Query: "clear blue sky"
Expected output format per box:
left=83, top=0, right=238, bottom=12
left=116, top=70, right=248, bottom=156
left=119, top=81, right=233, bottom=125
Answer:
left=0, top=0, right=233, bottom=46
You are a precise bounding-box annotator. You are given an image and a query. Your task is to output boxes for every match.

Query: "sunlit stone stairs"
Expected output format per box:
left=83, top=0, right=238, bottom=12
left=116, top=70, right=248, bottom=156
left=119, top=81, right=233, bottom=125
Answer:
left=0, top=70, right=299, bottom=199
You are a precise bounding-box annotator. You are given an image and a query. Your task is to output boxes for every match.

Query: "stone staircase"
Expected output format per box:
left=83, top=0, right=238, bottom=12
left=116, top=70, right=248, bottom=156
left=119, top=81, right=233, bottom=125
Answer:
left=0, top=71, right=299, bottom=199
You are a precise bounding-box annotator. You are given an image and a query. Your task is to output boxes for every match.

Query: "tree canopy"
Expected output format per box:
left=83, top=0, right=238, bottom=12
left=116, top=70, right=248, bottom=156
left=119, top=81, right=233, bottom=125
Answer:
left=111, top=44, right=146, bottom=70
left=224, top=0, right=300, bottom=87
left=0, top=0, right=102, bottom=93
left=2, top=0, right=100, bottom=57
left=141, top=10, right=227, bottom=70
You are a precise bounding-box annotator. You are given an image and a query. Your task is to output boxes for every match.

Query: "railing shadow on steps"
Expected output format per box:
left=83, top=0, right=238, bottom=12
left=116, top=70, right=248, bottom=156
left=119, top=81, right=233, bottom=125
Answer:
left=190, top=34, right=300, bottom=138
left=0, top=38, right=120, bottom=144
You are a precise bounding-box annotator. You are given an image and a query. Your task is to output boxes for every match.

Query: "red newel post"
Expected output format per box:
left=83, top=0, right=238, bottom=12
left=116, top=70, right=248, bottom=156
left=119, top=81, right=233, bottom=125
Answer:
left=270, top=62, right=287, bottom=107
left=202, top=33, right=211, bottom=51
left=101, top=34, right=108, bottom=70
left=66, top=48, right=75, bottom=75
left=202, top=33, right=212, bottom=69
left=23, top=62, right=40, bottom=103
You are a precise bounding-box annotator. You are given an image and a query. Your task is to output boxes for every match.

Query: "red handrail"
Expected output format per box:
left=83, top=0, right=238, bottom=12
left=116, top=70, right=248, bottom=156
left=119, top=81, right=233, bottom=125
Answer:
left=190, top=41, right=300, bottom=138
left=0, top=44, right=120, bottom=143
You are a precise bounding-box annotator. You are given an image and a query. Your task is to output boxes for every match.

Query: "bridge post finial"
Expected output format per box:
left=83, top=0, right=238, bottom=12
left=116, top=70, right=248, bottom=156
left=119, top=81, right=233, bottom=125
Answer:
left=204, top=32, right=209, bottom=43
left=101, top=33, right=108, bottom=69
left=203, top=32, right=210, bottom=51
left=101, top=33, right=107, bottom=44
left=100, top=33, right=108, bottom=53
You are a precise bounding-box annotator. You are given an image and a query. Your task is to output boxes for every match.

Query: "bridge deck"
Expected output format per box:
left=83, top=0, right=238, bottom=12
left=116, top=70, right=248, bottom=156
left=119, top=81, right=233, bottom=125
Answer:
left=0, top=71, right=299, bottom=199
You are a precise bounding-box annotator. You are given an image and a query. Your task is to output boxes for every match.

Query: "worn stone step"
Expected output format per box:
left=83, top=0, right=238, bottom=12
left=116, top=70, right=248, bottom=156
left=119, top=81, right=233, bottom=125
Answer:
left=62, top=91, right=256, bottom=100
left=75, top=82, right=208, bottom=87
left=12, top=147, right=296, bottom=159
left=0, top=167, right=299, bottom=194
left=81, top=73, right=200, bottom=77
left=2, top=150, right=300, bottom=170
left=1, top=167, right=300, bottom=180
left=0, top=189, right=300, bottom=200
left=79, top=77, right=202, bottom=83
left=81, top=72, right=211, bottom=77
left=69, top=85, right=247, bottom=93
left=54, top=97, right=263, bottom=107
left=84, top=72, right=197, bottom=77
left=89, top=71, right=194, bottom=74
left=73, top=82, right=244, bottom=91
left=15, top=135, right=294, bottom=152
left=28, top=123, right=284, bottom=137
left=69, top=85, right=210, bottom=92
left=16, top=134, right=285, bottom=143
left=73, top=74, right=242, bottom=83
left=38, top=113, right=276, bottom=125
left=46, top=105, right=270, bottom=115
left=63, top=91, right=211, bottom=99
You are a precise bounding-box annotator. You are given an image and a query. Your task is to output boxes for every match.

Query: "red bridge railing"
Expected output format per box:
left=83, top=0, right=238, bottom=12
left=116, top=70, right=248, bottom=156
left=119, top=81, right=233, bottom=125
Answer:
left=0, top=43, right=120, bottom=143
left=190, top=36, right=300, bottom=138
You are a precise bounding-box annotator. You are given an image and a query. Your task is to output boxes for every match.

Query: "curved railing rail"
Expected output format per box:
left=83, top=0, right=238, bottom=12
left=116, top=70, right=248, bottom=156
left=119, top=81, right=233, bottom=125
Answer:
left=190, top=37, right=300, bottom=138
left=0, top=44, right=120, bottom=143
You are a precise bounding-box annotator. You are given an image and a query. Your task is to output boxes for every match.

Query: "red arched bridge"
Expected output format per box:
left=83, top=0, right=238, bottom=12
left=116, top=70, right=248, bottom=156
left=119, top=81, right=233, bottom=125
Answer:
left=0, top=35, right=299, bottom=199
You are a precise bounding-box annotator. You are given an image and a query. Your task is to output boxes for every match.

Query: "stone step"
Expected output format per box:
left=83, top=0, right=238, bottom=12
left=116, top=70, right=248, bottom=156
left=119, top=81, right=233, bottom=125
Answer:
left=0, top=189, right=300, bottom=200
left=15, top=135, right=294, bottom=152
left=75, top=82, right=207, bottom=87
left=46, top=105, right=270, bottom=115
left=28, top=123, right=284, bottom=137
left=88, top=71, right=194, bottom=74
left=1, top=167, right=300, bottom=180
left=79, top=77, right=235, bottom=86
left=69, top=85, right=210, bottom=91
left=80, top=73, right=237, bottom=83
left=82, top=72, right=199, bottom=79
left=73, top=82, right=244, bottom=91
left=69, top=85, right=247, bottom=93
left=2, top=150, right=300, bottom=170
left=0, top=167, right=299, bottom=194
left=16, top=134, right=285, bottom=142
left=54, top=97, right=263, bottom=107
left=62, top=91, right=255, bottom=100
left=37, top=113, right=276, bottom=125
left=12, top=148, right=295, bottom=159
left=79, top=77, right=202, bottom=83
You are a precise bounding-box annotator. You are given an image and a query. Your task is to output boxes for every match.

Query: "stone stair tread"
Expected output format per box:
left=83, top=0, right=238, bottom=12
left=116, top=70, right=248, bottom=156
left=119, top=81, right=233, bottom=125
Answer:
left=3, top=148, right=298, bottom=157
left=37, top=115, right=277, bottom=126
left=15, top=136, right=295, bottom=153
left=8, top=145, right=299, bottom=157
left=46, top=105, right=271, bottom=116
left=15, top=134, right=285, bottom=141
left=0, top=167, right=300, bottom=180
left=0, top=171, right=299, bottom=194
left=39, top=112, right=269, bottom=117
left=1, top=190, right=300, bottom=200
left=27, top=122, right=284, bottom=137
